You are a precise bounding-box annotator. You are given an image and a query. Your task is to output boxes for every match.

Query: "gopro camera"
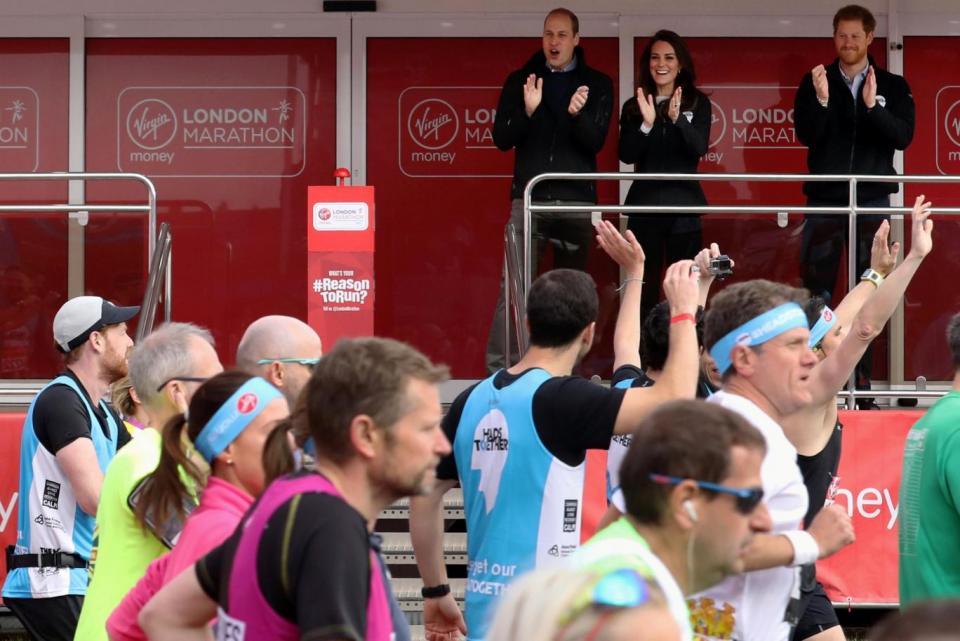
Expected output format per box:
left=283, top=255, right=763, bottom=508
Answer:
left=708, top=255, right=734, bottom=280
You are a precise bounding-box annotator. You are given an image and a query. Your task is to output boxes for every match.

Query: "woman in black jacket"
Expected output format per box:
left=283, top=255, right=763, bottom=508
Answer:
left=620, top=30, right=711, bottom=319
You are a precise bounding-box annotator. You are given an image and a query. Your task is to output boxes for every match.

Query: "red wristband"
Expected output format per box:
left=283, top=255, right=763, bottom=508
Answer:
left=670, top=313, right=695, bottom=325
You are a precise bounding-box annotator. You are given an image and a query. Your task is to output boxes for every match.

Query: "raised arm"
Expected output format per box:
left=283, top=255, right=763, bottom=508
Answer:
left=612, top=260, right=700, bottom=434
left=693, top=242, right=734, bottom=308
left=830, top=219, right=899, bottom=330
left=807, top=195, right=933, bottom=403
left=595, top=220, right=646, bottom=370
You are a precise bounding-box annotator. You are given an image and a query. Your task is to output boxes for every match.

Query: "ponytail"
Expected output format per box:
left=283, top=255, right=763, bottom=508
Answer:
left=132, top=412, right=206, bottom=534
left=262, top=417, right=296, bottom=485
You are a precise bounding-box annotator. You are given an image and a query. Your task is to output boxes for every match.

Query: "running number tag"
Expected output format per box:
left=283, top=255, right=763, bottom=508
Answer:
left=215, top=608, right=246, bottom=641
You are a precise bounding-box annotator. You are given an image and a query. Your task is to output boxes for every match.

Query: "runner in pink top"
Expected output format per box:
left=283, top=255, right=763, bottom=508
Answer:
left=139, top=338, right=450, bottom=641
left=106, top=477, right=254, bottom=641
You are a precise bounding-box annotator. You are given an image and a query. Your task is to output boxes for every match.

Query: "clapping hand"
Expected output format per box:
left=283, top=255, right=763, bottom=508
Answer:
left=523, top=74, right=543, bottom=117
left=636, top=86, right=657, bottom=128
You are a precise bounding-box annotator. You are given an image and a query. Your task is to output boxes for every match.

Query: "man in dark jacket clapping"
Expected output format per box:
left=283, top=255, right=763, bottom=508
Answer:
left=485, top=7, right=613, bottom=373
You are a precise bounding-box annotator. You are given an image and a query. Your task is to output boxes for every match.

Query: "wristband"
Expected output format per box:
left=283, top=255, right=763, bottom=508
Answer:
left=670, top=313, right=695, bottom=325
left=421, top=583, right=451, bottom=599
left=616, top=277, right=644, bottom=292
left=860, top=268, right=884, bottom=288
left=783, top=530, right=820, bottom=566
left=817, top=96, right=829, bottom=108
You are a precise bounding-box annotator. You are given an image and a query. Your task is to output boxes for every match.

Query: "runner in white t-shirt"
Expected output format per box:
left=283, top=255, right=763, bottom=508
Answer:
left=688, top=280, right=855, bottom=641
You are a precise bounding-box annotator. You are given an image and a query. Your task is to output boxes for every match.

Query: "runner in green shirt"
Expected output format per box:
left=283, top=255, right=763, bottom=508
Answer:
left=899, top=314, right=960, bottom=606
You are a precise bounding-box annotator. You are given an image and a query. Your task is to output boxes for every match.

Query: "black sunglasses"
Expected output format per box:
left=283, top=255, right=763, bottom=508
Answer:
left=649, top=473, right=764, bottom=515
left=155, top=376, right=210, bottom=393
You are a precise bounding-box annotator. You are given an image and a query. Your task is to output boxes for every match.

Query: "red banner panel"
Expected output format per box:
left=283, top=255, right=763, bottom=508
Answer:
left=366, top=37, right=620, bottom=378
left=306, top=185, right=376, bottom=348
left=902, top=36, right=960, bottom=382
left=0, top=412, right=25, bottom=595
left=0, top=40, right=70, bottom=379
left=819, top=409, right=920, bottom=605
left=85, top=39, right=337, bottom=362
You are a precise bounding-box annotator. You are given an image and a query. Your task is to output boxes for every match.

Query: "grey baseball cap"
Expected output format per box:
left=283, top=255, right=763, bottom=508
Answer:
left=53, top=296, right=140, bottom=352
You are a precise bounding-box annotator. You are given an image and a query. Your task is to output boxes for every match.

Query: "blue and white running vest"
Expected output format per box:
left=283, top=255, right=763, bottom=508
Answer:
left=2, top=375, right=119, bottom=599
left=454, top=369, right=586, bottom=641
left=605, top=378, right=635, bottom=505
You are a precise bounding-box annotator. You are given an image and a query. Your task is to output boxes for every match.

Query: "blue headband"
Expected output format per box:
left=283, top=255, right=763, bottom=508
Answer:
left=194, top=377, right=283, bottom=463
left=709, top=302, right=808, bottom=376
left=808, top=305, right=838, bottom=349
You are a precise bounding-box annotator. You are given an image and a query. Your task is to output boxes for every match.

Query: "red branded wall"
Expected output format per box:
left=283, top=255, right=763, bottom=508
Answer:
left=84, top=39, right=337, bottom=361
left=0, top=40, right=69, bottom=379
left=902, top=36, right=960, bottom=381
left=366, top=37, right=620, bottom=378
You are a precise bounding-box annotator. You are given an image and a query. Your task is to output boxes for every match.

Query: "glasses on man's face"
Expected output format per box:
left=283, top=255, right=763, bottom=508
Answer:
left=256, top=357, right=320, bottom=370
left=155, top=377, right=210, bottom=393
left=556, top=568, right=652, bottom=634
left=648, top=473, right=764, bottom=515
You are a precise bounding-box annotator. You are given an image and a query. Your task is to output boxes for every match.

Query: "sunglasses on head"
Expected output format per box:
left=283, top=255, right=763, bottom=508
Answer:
left=649, top=473, right=764, bottom=515
left=557, top=568, right=652, bottom=634
left=256, top=357, right=319, bottom=369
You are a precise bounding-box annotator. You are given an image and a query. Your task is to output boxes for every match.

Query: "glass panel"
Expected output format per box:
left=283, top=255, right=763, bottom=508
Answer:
left=85, top=38, right=338, bottom=361
left=0, top=39, right=70, bottom=379
left=903, top=35, right=960, bottom=382
left=366, top=36, right=620, bottom=378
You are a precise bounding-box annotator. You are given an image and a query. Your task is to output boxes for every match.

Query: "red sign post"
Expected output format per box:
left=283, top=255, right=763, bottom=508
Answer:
left=306, top=174, right=376, bottom=350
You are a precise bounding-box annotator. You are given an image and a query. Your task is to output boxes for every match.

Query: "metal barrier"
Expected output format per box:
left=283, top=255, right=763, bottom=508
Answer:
left=501, top=222, right=528, bottom=365
left=501, top=172, right=960, bottom=408
left=0, top=172, right=165, bottom=403
left=136, top=222, right=173, bottom=342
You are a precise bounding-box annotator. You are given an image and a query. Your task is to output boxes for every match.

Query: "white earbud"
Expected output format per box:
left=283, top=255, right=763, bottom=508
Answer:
left=683, top=500, right=698, bottom=523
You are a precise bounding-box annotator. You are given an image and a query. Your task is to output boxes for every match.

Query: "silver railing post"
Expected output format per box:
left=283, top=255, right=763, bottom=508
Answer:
left=846, top=177, right=858, bottom=410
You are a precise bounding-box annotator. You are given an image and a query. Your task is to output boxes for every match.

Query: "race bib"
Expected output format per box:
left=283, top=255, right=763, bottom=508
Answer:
left=215, top=608, right=246, bottom=641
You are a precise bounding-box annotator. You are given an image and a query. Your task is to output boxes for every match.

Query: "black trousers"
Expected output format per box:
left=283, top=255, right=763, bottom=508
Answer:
left=485, top=199, right=594, bottom=373
left=5, top=595, right=83, bottom=641
left=625, top=214, right=702, bottom=323
left=800, top=196, right=890, bottom=399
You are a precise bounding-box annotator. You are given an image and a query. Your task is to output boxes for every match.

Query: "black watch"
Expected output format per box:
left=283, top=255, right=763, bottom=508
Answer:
left=421, top=583, right=451, bottom=599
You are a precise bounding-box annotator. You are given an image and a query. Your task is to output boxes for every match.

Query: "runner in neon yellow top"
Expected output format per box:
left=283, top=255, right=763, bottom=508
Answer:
left=73, top=322, right=223, bottom=641
left=74, top=428, right=171, bottom=641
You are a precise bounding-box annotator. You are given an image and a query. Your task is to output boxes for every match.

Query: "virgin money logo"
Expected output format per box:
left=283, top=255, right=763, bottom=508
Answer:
left=317, top=207, right=332, bottom=221
left=935, top=87, right=960, bottom=175
left=126, top=98, right=177, bottom=151
left=824, top=310, right=834, bottom=322
left=237, top=393, right=258, bottom=414
left=709, top=99, right=727, bottom=149
left=407, top=98, right=459, bottom=150
left=944, top=99, right=960, bottom=148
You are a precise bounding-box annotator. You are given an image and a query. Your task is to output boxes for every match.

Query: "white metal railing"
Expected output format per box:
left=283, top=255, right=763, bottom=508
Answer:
left=505, top=172, right=960, bottom=409
left=0, top=172, right=166, bottom=402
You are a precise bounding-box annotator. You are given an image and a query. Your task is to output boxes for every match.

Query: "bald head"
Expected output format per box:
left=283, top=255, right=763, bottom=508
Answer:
left=236, top=315, right=322, bottom=405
